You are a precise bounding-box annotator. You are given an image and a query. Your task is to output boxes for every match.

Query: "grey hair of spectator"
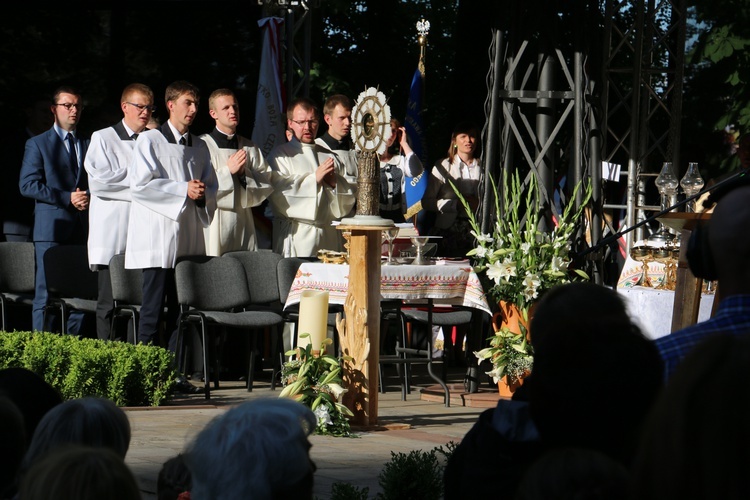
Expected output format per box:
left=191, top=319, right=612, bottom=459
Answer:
left=19, top=444, right=141, bottom=500
left=21, top=396, right=131, bottom=476
left=185, top=397, right=317, bottom=500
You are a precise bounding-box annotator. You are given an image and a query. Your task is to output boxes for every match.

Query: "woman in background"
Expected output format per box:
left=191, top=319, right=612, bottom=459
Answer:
left=422, top=121, right=481, bottom=258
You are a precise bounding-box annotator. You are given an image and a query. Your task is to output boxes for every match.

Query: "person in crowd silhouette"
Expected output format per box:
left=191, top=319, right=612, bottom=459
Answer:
left=157, top=453, right=192, bottom=500
left=19, top=396, right=131, bottom=480
left=444, top=282, right=663, bottom=499
left=632, top=333, right=750, bottom=499
left=19, top=444, right=141, bottom=500
left=184, top=398, right=316, bottom=499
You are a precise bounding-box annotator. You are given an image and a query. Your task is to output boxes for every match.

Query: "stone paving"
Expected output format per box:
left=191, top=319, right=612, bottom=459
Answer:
left=124, top=365, right=500, bottom=499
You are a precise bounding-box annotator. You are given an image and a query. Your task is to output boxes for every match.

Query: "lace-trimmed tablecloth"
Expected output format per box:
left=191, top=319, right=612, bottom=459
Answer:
left=284, top=262, right=491, bottom=315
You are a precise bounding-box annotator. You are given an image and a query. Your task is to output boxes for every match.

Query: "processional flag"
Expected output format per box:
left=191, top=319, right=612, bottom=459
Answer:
left=252, top=17, right=286, bottom=157
left=403, top=18, right=431, bottom=235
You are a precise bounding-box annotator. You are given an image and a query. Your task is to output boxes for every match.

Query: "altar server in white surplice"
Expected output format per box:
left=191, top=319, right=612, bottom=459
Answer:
left=200, top=89, right=272, bottom=256
left=266, top=97, right=356, bottom=257
left=125, top=81, right=217, bottom=358
left=85, top=83, right=156, bottom=341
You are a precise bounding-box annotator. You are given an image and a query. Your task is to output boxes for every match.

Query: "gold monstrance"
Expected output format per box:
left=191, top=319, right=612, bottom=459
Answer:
left=340, top=87, right=394, bottom=226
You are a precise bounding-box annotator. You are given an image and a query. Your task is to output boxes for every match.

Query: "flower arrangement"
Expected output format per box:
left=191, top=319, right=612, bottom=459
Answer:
left=474, top=325, right=534, bottom=384
left=451, top=170, right=591, bottom=384
left=452, top=170, right=592, bottom=318
left=279, top=334, right=355, bottom=437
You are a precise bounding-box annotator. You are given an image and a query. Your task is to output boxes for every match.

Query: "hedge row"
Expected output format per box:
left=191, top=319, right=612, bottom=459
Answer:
left=0, top=331, right=176, bottom=406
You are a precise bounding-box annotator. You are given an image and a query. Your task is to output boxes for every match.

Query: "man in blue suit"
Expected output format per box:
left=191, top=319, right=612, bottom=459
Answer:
left=19, top=86, right=90, bottom=334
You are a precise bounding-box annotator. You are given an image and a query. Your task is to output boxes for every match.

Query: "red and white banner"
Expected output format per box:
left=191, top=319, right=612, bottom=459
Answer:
left=252, top=17, right=286, bottom=157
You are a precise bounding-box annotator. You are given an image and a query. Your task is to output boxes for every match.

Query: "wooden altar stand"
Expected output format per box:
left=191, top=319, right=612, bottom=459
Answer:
left=657, top=212, right=715, bottom=332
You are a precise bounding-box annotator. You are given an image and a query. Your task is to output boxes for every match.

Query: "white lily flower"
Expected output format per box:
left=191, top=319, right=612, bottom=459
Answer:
left=551, top=256, right=568, bottom=272
left=314, top=405, right=332, bottom=426
left=522, top=272, right=541, bottom=300
left=487, top=258, right=517, bottom=284
left=471, top=230, right=494, bottom=244
left=325, top=383, right=348, bottom=400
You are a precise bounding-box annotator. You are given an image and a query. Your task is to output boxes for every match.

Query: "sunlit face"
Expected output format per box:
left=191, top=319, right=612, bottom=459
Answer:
left=324, top=104, right=351, bottom=141
left=52, top=92, right=82, bottom=131
left=209, top=94, right=240, bottom=133
left=288, top=105, right=319, bottom=144
left=167, top=93, right=199, bottom=131
left=455, top=133, right=477, bottom=157
left=121, top=92, right=154, bottom=133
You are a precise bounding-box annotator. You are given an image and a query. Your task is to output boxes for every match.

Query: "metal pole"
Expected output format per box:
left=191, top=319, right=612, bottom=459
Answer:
left=536, top=37, right=555, bottom=232
left=481, top=29, right=504, bottom=235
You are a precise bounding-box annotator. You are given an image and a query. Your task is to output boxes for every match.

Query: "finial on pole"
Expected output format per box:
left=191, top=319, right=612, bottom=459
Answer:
left=416, top=18, right=430, bottom=76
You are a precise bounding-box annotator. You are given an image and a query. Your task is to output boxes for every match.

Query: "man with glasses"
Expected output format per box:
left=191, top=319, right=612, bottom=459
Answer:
left=19, top=86, right=90, bottom=334
left=266, top=97, right=356, bottom=257
left=83, top=83, right=155, bottom=341
left=125, top=81, right=217, bottom=393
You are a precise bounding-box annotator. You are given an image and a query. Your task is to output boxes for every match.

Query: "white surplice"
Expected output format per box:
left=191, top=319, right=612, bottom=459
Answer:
left=125, top=129, right=218, bottom=269
left=314, top=136, right=358, bottom=184
left=267, top=138, right=356, bottom=257
left=200, top=134, right=273, bottom=256
left=84, top=124, right=136, bottom=269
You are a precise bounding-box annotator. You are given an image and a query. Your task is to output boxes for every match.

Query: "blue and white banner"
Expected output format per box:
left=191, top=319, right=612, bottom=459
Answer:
left=404, top=67, right=431, bottom=234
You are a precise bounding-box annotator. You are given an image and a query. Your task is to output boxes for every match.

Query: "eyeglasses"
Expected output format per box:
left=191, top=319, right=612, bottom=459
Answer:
left=290, top=119, right=319, bottom=128
left=55, top=103, right=84, bottom=111
left=125, top=102, right=157, bottom=113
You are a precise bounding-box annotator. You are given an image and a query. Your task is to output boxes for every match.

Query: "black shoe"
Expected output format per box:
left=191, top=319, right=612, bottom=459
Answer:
left=174, top=376, right=201, bottom=394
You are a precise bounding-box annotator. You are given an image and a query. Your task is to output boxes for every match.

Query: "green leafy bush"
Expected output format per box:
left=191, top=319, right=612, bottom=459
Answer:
left=375, top=442, right=457, bottom=500
left=329, top=482, right=370, bottom=500
left=0, top=331, right=175, bottom=406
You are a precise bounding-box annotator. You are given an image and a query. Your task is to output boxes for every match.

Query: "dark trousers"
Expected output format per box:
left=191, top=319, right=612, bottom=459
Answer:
left=96, top=266, right=113, bottom=340
left=33, top=241, right=84, bottom=334
left=139, top=268, right=179, bottom=351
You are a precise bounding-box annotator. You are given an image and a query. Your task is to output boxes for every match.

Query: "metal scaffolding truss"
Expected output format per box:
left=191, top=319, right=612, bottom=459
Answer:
left=602, top=0, right=687, bottom=249
left=258, top=0, right=319, bottom=100
left=481, top=0, right=687, bottom=285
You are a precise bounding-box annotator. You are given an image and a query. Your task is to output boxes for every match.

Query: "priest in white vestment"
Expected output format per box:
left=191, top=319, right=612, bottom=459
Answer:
left=266, top=97, right=356, bottom=257
left=201, top=89, right=273, bottom=256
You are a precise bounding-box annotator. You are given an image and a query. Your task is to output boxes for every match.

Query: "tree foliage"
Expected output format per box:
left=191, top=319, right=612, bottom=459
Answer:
left=682, top=0, right=750, bottom=176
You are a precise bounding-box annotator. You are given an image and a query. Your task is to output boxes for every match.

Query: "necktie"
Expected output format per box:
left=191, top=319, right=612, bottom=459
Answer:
left=131, top=133, right=138, bottom=141
left=66, top=133, right=78, bottom=175
left=179, top=136, right=186, bottom=145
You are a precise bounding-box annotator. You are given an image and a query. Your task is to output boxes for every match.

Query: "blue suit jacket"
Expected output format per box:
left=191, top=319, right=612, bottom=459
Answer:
left=19, top=127, right=90, bottom=242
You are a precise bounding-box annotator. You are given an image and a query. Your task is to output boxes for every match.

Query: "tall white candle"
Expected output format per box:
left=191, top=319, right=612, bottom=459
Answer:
left=297, top=290, right=329, bottom=353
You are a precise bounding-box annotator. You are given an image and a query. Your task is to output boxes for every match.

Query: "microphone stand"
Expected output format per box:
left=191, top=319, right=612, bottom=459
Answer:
left=578, top=168, right=748, bottom=259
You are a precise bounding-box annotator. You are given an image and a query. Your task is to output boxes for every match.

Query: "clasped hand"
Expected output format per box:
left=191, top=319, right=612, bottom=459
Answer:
left=316, top=157, right=336, bottom=188
left=187, top=179, right=206, bottom=200
left=70, top=188, right=89, bottom=211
